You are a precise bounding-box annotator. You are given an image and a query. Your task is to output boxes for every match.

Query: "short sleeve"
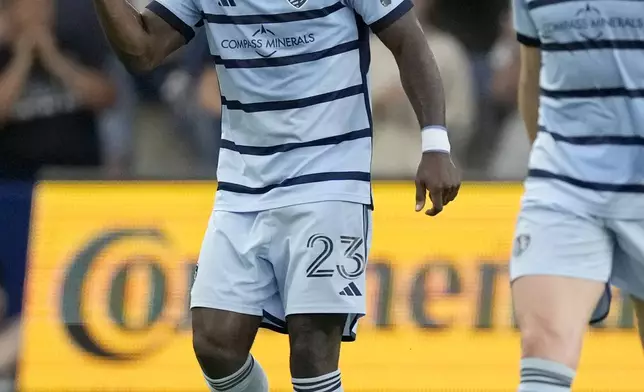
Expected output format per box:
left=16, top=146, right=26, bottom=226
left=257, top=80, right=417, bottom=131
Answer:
left=513, top=0, right=541, bottom=47
left=347, top=0, right=413, bottom=34
left=146, top=0, right=203, bottom=43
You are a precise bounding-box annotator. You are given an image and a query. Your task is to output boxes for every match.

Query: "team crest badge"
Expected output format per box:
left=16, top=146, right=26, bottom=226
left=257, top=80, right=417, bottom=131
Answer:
left=380, top=0, right=391, bottom=6
left=287, top=0, right=307, bottom=9
left=513, top=234, right=531, bottom=257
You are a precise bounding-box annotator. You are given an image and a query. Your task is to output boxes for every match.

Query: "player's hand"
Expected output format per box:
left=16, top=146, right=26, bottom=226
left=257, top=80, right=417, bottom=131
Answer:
left=414, top=151, right=461, bottom=216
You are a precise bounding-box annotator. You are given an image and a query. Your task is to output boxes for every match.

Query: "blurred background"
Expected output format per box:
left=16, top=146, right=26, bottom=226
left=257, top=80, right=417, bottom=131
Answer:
left=0, top=0, right=640, bottom=391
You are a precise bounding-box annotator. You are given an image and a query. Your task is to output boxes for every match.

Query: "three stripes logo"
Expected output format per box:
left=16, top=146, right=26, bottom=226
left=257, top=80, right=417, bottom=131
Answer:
left=339, top=282, right=362, bottom=297
left=218, top=0, right=237, bottom=6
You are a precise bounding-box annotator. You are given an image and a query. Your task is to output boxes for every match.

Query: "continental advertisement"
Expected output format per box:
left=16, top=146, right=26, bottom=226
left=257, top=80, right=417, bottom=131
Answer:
left=18, top=182, right=642, bottom=391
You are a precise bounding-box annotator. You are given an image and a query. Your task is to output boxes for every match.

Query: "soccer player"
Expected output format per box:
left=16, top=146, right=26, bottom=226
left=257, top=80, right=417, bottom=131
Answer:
left=92, top=0, right=460, bottom=390
left=510, top=1, right=644, bottom=391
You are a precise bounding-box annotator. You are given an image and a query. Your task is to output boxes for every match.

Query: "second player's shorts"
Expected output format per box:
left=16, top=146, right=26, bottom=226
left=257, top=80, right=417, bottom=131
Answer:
left=510, top=202, right=644, bottom=321
left=191, top=201, right=372, bottom=341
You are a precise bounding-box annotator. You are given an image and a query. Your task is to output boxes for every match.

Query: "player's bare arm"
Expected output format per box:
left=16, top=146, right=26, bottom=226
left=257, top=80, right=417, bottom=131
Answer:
left=518, top=45, right=541, bottom=144
left=92, top=0, right=186, bottom=71
left=377, top=11, right=461, bottom=216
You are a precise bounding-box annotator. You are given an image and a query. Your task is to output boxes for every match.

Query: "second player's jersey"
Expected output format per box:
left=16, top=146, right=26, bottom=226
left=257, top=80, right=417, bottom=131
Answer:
left=513, top=0, right=644, bottom=219
left=148, top=0, right=412, bottom=212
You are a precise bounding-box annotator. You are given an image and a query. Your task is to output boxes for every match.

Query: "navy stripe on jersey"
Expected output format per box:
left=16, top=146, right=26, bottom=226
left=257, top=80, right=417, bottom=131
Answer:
left=527, top=0, right=643, bottom=10
left=528, top=169, right=644, bottom=193
left=218, top=171, right=371, bottom=194
left=222, top=84, right=363, bottom=112
left=527, top=0, right=581, bottom=10
left=203, top=1, right=344, bottom=25
left=540, top=126, right=644, bottom=145
left=541, top=87, right=644, bottom=99
left=517, top=33, right=541, bottom=47
left=370, top=0, right=413, bottom=33
left=221, top=128, right=371, bottom=155
left=541, top=39, right=644, bottom=52
left=213, top=40, right=360, bottom=69
left=146, top=1, right=195, bottom=42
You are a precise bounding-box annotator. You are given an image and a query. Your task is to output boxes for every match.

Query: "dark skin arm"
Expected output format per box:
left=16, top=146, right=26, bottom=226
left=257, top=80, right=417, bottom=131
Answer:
left=92, top=0, right=186, bottom=72
left=377, top=11, right=461, bottom=216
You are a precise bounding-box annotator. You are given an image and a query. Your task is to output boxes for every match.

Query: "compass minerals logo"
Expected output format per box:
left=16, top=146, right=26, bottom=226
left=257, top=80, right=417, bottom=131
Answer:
left=541, top=4, right=644, bottom=40
left=220, top=25, right=315, bottom=58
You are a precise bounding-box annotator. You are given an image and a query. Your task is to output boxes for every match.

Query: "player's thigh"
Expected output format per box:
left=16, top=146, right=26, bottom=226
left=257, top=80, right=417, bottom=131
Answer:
left=510, top=204, right=611, bottom=368
left=631, top=296, right=644, bottom=351
left=191, top=210, right=275, bottom=375
left=608, top=219, right=644, bottom=352
left=272, top=201, right=370, bottom=375
left=608, top=219, right=644, bottom=308
left=275, top=201, right=371, bottom=318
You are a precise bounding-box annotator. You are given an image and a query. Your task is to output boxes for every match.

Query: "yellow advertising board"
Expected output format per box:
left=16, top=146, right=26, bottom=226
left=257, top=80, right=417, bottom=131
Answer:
left=18, top=182, right=643, bottom=391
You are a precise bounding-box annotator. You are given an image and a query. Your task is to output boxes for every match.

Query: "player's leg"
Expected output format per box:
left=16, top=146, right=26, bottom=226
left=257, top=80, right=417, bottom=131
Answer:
left=191, top=210, right=275, bottom=392
left=606, top=219, right=644, bottom=354
left=288, top=314, right=346, bottom=390
left=633, top=297, right=644, bottom=351
left=270, top=201, right=371, bottom=391
left=192, top=309, right=266, bottom=391
left=510, top=205, right=612, bottom=391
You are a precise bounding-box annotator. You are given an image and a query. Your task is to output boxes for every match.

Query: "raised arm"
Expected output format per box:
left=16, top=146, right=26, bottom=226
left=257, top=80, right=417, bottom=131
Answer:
left=92, top=0, right=200, bottom=72
left=513, top=0, right=542, bottom=144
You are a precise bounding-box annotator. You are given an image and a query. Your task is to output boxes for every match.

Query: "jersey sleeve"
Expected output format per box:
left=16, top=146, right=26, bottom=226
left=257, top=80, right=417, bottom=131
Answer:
left=146, top=0, right=203, bottom=43
left=347, top=0, right=413, bottom=34
left=513, top=0, right=541, bottom=47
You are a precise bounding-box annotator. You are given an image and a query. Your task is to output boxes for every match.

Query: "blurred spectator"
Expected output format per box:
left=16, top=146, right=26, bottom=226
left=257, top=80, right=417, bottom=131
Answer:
left=98, top=53, right=180, bottom=176
left=490, top=9, right=521, bottom=119
left=486, top=9, right=530, bottom=180
left=0, top=0, right=115, bottom=180
left=370, top=0, right=474, bottom=178
left=163, top=29, right=222, bottom=176
left=0, top=268, right=19, bottom=392
left=100, top=25, right=221, bottom=177
left=431, top=0, right=508, bottom=174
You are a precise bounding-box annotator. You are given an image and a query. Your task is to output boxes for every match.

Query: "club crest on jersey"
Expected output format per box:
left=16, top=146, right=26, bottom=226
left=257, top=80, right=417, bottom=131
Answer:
left=380, top=0, right=391, bottom=6
left=287, top=0, right=307, bottom=9
left=513, top=234, right=531, bottom=257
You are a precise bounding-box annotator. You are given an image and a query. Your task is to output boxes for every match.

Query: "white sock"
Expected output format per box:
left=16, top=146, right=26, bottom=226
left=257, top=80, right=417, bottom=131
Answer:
left=292, top=369, right=343, bottom=391
left=203, top=355, right=268, bottom=392
left=518, top=358, right=574, bottom=391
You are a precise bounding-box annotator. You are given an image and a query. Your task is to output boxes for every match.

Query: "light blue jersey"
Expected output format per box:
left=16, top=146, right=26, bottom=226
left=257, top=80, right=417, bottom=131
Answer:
left=147, top=0, right=412, bottom=212
left=513, top=0, right=644, bottom=219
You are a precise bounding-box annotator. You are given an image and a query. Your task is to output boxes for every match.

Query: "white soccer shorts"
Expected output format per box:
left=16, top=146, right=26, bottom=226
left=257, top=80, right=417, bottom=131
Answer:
left=510, top=202, right=644, bottom=322
left=191, top=201, right=372, bottom=341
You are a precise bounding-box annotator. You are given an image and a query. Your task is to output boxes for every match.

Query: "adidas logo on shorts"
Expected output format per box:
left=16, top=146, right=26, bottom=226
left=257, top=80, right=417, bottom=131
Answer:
left=339, top=282, right=362, bottom=297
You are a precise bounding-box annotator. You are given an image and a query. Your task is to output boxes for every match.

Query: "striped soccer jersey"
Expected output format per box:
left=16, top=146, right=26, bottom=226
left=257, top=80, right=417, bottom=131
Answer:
left=148, top=0, right=413, bottom=212
left=513, top=0, right=644, bottom=219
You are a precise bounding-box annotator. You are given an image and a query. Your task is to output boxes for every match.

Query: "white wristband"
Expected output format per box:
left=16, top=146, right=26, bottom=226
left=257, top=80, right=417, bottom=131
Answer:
left=421, top=126, right=451, bottom=153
